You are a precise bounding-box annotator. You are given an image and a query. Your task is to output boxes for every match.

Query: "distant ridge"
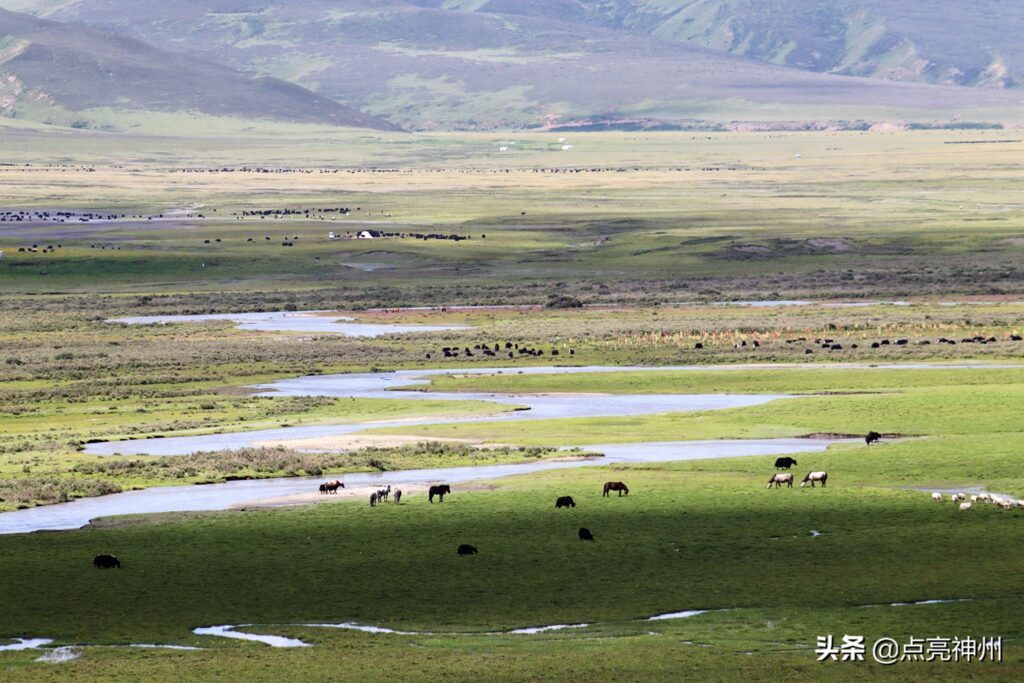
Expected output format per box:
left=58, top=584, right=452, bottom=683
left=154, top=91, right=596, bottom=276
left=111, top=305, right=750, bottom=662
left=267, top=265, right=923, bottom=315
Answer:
left=0, top=8, right=402, bottom=131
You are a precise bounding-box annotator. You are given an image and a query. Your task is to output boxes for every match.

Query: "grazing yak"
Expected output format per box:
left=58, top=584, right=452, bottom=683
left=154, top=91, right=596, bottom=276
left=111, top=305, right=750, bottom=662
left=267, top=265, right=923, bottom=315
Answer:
left=578, top=527, right=595, bottom=541
left=865, top=431, right=882, bottom=445
left=603, top=481, right=629, bottom=497
left=93, top=554, right=121, bottom=569
left=555, top=496, right=576, bottom=509
left=801, top=471, right=828, bottom=488
left=767, top=473, right=794, bottom=489
left=774, top=457, right=797, bottom=470
left=429, top=484, right=451, bottom=503
left=457, top=544, right=479, bottom=555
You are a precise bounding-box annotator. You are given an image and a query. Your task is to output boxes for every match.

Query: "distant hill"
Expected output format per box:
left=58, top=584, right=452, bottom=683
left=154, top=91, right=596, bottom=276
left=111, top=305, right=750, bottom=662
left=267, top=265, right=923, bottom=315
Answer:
left=3, top=1, right=1022, bottom=130
left=0, top=8, right=401, bottom=130
left=473, top=1, right=1023, bottom=89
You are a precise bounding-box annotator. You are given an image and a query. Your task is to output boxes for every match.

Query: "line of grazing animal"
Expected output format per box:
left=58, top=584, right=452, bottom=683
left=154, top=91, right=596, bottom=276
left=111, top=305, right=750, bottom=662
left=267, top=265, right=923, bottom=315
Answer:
left=801, top=471, right=828, bottom=488
left=93, top=554, right=120, bottom=569
left=774, top=457, right=797, bottom=470
left=578, top=527, right=595, bottom=541
left=428, top=484, right=451, bottom=503
left=457, top=544, right=478, bottom=555
left=394, top=489, right=402, bottom=505
left=865, top=431, right=882, bottom=445
left=603, top=481, right=628, bottom=497
left=555, top=496, right=576, bottom=509
left=767, top=473, right=794, bottom=489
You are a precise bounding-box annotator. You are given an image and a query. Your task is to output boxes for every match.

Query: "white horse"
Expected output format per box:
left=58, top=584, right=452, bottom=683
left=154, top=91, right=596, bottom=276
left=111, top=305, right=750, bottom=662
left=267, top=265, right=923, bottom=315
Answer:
left=767, top=473, right=794, bottom=489
left=801, top=471, right=828, bottom=488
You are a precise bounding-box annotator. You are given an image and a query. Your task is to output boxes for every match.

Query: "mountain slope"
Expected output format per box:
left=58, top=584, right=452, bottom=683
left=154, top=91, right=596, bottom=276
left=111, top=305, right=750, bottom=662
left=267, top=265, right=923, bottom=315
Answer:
left=459, top=1, right=1024, bottom=89
left=0, top=8, right=400, bottom=130
left=5, top=1, right=1023, bottom=130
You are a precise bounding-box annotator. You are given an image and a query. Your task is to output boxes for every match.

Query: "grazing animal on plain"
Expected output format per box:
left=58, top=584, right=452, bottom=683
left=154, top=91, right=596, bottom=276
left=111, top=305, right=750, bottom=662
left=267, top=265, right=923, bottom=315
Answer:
left=578, top=527, right=595, bottom=541
left=93, top=554, right=120, bottom=569
left=932, top=492, right=943, bottom=502
left=457, top=544, right=478, bottom=555
left=394, top=489, right=402, bottom=505
left=320, top=480, right=344, bottom=495
left=555, top=496, right=576, bottom=509
left=865, top=431, right=882, bottom=445
left=774, top=457, right=797, bottom=470
left=801, top=471, right=828, bottom=488
left=959, top=502, right=973, bottom=511
left=370, top=492, right=377, bottom=507
left=954, top=492, right=966, bottom=501
left=767, top=473, right=794, bottom=489
left=429, top=484, right=451, bottom=503
left=603, top=482, right=629, bottom=497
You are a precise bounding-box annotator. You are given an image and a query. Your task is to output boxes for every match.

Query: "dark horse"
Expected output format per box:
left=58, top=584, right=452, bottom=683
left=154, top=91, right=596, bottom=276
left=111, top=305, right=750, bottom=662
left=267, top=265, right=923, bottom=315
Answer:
left=774, top=457, right=797, bottom=470
left=578, top=527, right=595, bottom=541
left=457, top=544, right=478, bottom=555
left=394, top=489, right=402, bottom=505
left=93, top=554, right=121, bottom=569
left=865, top=431, right=882, bottom=445
left=370, top=492, right=377, bottom=507
left=555, top=496, right=576, bottom=509
left=603, top=481, right=629, bottom=497
left=428, top=484, right=451, bottom=503
left=319, top=480, right=344, bottom=495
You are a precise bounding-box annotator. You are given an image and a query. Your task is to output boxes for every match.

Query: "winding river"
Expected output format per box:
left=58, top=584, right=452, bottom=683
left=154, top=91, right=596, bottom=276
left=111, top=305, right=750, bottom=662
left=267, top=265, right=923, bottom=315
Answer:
left=7, top=358, right=1018, bottom=535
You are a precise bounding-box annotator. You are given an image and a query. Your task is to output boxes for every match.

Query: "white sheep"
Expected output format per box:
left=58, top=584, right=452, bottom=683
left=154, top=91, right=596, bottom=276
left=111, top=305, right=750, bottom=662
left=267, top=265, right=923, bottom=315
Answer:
left=932, top=492, right=943, bottom=502
left=959, top=502, right=972, bottom=511
left=970, top=494, right=979, bottom=503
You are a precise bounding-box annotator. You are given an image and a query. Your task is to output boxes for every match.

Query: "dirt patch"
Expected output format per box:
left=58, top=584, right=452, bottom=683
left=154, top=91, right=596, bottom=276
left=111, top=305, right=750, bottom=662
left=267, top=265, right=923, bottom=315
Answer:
left=252, top=433, right=478, bottom=451
left=806, top=238, right=853, bottom=253
left=799, top=432, right=906, bottom=440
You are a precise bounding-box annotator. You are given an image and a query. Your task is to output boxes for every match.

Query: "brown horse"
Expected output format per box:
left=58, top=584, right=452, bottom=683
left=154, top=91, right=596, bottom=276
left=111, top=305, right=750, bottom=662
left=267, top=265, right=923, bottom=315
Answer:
left=319, top=480, right=344, bottom=495
left=603, top=481, right=629, bottom=497
left=428, top=484, right=451, bottom=503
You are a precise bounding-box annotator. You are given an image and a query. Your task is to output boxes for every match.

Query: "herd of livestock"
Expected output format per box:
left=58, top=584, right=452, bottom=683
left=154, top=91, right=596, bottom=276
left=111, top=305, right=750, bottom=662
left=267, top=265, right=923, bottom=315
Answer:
left=934, top=490, right=1024, bottom=511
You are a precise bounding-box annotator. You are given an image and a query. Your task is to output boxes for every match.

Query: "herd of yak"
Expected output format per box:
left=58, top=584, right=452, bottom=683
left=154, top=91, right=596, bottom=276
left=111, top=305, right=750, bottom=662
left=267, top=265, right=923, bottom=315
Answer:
left=428, top=342, right=575, bottom=360
left=695, top=335, right=1023, bottom=353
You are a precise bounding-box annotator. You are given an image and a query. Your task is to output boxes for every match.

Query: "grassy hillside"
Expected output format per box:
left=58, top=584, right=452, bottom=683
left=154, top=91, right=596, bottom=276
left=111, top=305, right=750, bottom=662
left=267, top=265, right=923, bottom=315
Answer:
left=8, top=0, right=1022, bottom=130
left=0, top=8, right=400, bottom=131
left=471, top=1, right=1024, bottom=89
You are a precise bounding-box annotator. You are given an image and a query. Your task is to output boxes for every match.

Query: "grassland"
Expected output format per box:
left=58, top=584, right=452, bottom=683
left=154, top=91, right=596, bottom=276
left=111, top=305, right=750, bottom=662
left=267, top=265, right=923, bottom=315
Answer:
left=1, top=453, right=1022, bottom=680
left=2, top=128, right=1024, bottom=680
left=0, top=128, right=1022, bottom=300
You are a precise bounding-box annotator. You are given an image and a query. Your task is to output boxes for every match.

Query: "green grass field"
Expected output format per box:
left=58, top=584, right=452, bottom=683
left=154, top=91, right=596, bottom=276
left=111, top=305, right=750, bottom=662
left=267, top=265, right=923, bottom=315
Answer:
left=3, top=128, right=1024, bottom=680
